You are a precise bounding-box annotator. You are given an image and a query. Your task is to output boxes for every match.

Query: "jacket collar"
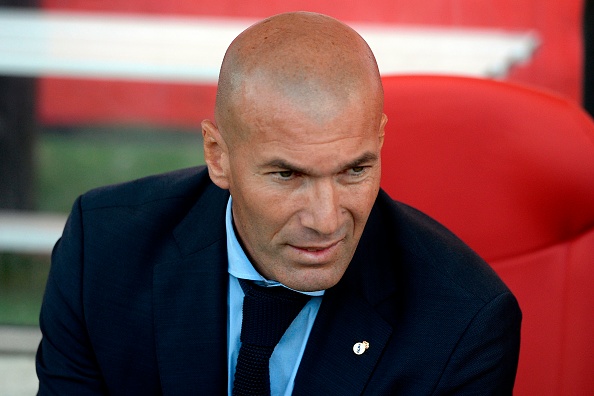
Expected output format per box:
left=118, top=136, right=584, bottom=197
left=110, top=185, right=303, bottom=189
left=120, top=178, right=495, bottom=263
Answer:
left=154, top=182, right=230, bottom=394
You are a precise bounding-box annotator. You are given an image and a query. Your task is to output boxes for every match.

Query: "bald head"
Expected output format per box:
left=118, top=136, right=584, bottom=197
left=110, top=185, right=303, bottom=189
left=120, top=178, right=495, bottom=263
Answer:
left=214, top=12, right=384, bottom=140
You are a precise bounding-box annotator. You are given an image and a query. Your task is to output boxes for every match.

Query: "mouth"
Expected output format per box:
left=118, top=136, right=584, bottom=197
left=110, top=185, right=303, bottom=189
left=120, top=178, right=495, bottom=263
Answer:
left=288, top=239, right=345, bottom=260
left=300, top=244, right=336, bottom=252
left=292, top=238, right=342, bottom=250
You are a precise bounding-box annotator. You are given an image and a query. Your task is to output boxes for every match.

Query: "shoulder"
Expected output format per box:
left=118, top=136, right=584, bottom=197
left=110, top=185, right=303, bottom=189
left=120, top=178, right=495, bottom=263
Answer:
left=328, top=191, right=521, bottom=393
left=66, top=165, right=228, bottom=255
left=80, top=166, right=211, bottom=211
left=56, top=165, right=229, bottom=300
left=362, top=189, right=513, bottom=304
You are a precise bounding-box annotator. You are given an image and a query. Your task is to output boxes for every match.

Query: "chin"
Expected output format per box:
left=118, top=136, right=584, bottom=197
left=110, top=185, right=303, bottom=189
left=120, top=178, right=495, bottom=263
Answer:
left=282, top=265, right=348, bottom=292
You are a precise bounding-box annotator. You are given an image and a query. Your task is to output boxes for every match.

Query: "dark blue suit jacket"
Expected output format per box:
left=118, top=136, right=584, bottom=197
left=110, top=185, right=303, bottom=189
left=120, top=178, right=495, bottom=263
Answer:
left=36, top=167, right=521, bottom=395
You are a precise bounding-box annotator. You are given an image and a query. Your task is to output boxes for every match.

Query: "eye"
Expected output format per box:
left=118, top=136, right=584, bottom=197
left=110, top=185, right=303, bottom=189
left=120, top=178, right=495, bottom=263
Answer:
left=277, top=170, right=294, bottom=179
left=347, top=166, right=367, bottom=176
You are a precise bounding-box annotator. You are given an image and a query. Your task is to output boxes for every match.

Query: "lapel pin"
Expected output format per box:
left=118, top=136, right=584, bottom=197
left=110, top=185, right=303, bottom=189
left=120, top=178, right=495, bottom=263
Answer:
left=353, top=341, right=370, bottom=355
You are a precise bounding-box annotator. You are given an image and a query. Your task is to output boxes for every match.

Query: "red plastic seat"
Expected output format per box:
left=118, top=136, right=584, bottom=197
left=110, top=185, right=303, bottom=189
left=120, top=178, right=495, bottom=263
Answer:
left=380, top=75, right=594, bottom=395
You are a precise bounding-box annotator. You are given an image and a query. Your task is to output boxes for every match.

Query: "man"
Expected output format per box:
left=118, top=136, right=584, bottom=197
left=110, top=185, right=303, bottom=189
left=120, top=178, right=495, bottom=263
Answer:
left=36, top=11, right=521, bottom=395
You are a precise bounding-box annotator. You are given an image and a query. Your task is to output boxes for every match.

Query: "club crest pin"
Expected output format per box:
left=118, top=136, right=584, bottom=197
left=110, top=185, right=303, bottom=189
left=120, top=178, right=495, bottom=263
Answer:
left=353, top=341, right=370, bottom=355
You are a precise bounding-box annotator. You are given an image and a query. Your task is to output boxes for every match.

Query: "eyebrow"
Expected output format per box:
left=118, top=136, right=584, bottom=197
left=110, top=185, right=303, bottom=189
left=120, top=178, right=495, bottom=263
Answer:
left=262, top=152, right=378, bottom=175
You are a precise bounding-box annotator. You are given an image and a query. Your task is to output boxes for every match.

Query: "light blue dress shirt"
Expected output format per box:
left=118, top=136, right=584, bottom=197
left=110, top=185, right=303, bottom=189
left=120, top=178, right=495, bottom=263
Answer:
left=225, top=197, right=324, bottom=395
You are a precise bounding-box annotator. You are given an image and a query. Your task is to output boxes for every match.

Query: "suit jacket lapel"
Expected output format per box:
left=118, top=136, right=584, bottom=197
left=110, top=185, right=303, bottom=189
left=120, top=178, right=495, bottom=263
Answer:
left=153, top=183, right=230, bottom=394
left=294, top=199, right=398, bottom=394
left=293, top=289, right=393, bottom=395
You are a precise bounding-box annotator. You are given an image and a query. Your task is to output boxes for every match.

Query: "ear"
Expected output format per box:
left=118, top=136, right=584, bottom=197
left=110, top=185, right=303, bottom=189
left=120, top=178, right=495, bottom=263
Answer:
left=201, top=119, right=230, bottom=190
left=378, top=113, right=388, bottom=150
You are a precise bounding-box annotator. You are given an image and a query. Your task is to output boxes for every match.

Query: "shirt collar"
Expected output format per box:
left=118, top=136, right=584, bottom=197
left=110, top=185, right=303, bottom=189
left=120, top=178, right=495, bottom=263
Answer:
left=225, top=197, right=324, bottom=297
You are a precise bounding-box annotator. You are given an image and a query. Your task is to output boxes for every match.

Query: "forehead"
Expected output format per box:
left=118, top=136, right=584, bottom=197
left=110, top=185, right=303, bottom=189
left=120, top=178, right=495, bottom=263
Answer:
left=239, top=76, right=376, bottom=127
left=247, top=70, right=363, bottom=118
left=230, top=88, right=382, bottom=171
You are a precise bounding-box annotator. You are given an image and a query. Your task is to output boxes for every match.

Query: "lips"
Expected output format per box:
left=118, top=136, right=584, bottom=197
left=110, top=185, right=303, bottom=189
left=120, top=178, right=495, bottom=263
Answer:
left=292, top=238, right=342, bottom=251
left=287, top=239, right=346, bottom=262
left=299, top=246, right=330, bottom=253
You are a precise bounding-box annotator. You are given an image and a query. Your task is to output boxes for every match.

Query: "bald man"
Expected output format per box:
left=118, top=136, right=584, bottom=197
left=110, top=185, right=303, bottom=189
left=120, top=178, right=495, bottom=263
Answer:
left=36, top=12, right=521, bottom=395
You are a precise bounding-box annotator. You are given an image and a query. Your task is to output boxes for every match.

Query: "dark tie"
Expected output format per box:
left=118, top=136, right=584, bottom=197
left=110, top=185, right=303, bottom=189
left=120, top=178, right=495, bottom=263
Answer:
left=232, top=279, right=311, bottom=396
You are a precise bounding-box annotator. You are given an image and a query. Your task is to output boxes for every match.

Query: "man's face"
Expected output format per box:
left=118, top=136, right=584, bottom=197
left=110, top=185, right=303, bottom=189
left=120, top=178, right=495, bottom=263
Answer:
left=212, top=89, right=385, bottom=292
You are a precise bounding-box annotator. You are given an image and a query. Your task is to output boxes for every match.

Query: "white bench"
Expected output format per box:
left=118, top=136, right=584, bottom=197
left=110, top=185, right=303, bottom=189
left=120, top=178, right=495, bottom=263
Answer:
left=0, top=9, right=539, bottom=82
left=0, top=211, right=66, bottom=255
left=0, top=326, right=41, bottom=396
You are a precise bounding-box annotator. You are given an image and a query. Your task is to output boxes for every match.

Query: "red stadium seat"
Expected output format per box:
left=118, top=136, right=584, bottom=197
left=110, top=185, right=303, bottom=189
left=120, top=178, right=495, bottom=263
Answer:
left=380, top=75, right=594, bottom=395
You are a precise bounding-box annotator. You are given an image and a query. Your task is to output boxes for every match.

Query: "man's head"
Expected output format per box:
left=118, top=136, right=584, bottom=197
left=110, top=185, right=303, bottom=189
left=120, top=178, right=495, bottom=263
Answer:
left=202, top=11, right=387, bottom=291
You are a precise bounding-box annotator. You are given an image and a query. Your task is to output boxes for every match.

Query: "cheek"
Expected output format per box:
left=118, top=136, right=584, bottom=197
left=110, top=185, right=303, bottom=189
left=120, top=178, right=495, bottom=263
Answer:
left=234, top=185, right=294, bottom=237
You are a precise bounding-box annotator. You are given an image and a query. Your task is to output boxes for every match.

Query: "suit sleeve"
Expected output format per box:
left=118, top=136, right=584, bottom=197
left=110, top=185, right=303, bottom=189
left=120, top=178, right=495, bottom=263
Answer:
left=433, top=291, right=522, bottom=395
left=36, top=196, right=107, bottom=395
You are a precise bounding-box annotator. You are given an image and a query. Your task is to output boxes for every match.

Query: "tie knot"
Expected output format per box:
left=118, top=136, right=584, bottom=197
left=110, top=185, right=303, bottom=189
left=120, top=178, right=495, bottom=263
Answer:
left=238, top=279, right=311, bottom=347
left=239, top=278, right=309, bottom=303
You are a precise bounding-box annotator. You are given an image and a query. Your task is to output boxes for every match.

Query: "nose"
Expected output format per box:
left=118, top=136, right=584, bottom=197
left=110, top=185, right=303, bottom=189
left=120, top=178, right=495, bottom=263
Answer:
left=300, top=178, right=341, bottom=236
